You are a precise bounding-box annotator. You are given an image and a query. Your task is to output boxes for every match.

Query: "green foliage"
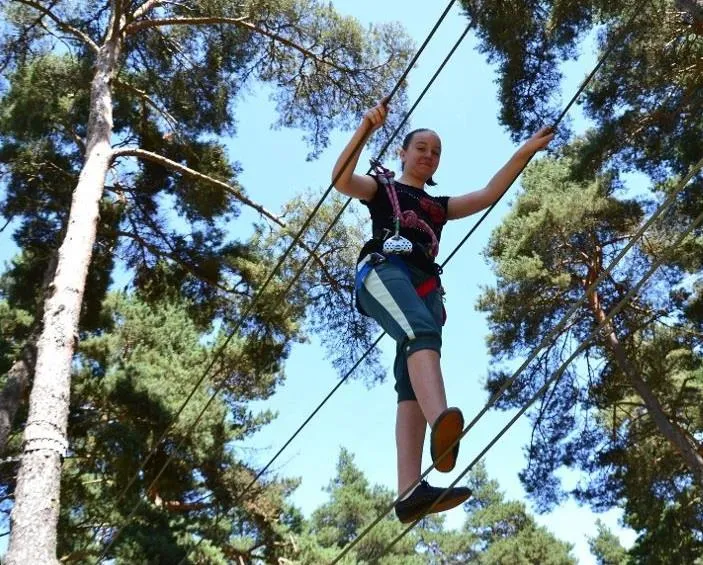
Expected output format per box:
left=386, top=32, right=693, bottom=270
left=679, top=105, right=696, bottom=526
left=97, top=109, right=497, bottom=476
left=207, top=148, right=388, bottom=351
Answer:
left=292, top=451, right=575, bottom=564
left=478, top=155, right=644, bottom=365
left=459, top=0, right=703, bottom=181
left=478, top=152, right=703, bottom=558
left=57, top=291, right=297, bottom=562
left=255, top=189, right=385, bottom=383
left=588, top=520, right=629, bottom=565
left=460, top=462, right=576, bottom=564
left=0, top=2, right=414, bottom=556
left=0, top=298, right=32, bottom=376
left=303, top=448, right=426, bottom=564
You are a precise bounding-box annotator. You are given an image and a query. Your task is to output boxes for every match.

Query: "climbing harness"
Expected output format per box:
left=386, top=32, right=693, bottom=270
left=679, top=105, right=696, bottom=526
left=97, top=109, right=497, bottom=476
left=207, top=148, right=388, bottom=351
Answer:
left=355, top=160, right=446, bottom=321
left=370, top=159, right=439, bottom=258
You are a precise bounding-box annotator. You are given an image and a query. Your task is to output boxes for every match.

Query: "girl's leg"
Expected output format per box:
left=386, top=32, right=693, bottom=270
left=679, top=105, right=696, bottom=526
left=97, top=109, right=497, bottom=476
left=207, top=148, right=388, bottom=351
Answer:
left=397, top=350, right=451, bottom=496
left=407, top=349, right=447, bottom=427
left=396, top=400, right=426, bottom=497
left=358, top=261, right=458, bottom=483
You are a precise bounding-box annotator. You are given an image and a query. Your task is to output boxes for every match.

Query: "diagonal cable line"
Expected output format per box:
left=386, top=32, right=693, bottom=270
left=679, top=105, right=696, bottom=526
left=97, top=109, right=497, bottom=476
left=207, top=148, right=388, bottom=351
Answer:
left=174, top=13, right=486, bottom=565
left=181, top=1, right=478, bottom=527
left=181, top=0, right=648, bottom=558
left=375, top=180, right=703, bottom=562
left=328, top=151, right=703, bottom=564
left=90, top=1, right=461, bottom=558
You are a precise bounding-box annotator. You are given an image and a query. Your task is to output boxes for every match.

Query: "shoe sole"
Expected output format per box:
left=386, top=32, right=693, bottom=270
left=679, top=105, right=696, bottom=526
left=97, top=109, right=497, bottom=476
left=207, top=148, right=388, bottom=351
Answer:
left=431, top=407, right=463, bottom=473
left=397, top=490, right=472, bottom=524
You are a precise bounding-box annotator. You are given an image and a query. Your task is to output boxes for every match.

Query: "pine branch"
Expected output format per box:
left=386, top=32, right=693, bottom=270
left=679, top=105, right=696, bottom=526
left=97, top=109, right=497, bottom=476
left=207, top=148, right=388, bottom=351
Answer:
left=112, top=77, right=179, bottom=132
left=116, top=229, right=242, bottom=297
left=12, top=0, right=100, bottom=53
left=111, top=147, right=342, bottom=291
left=0, top=217, right=12, bottom=233
left=131, top=0, right=168, bottom=21
left=112, top=147, right=282, bottom=222
left=122, top=16, right=353, bottom=73
left=656, top=319, right=703, bottom=339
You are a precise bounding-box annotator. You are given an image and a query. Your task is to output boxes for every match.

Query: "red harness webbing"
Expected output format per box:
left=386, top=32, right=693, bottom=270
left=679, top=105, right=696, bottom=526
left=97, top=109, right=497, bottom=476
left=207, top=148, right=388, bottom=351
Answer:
left=415, top=275, right=439, bottom=298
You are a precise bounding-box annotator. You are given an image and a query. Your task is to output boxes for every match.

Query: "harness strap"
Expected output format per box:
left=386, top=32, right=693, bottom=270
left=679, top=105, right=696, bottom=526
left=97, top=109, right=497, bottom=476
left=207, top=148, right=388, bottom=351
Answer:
left=355, top=253, right=446, bottom=325
left=370, top=160, right=440, bottom=258
left=414, top=275, right=439, bottom=298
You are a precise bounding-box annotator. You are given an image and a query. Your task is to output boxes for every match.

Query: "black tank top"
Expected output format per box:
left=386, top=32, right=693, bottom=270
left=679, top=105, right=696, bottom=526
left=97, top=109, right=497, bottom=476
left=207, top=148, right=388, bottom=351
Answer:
left=358, top=175, right=449, bottom=275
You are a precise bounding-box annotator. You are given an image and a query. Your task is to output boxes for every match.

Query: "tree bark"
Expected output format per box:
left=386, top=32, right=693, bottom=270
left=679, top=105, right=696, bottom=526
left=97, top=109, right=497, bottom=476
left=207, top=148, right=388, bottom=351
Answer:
left=0, top=340, right=36, bottom=454
left=5, top=21, right=122, bottom=564
left=588, top=286, right=703, bottom=485
left=0, top=253, right=59, bottom=454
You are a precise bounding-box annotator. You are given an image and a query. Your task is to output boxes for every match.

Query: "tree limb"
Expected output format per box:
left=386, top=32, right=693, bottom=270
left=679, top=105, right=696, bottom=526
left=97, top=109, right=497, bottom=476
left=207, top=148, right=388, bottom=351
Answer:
left=112, top=77, right=179, bottom=132
left=12, top=0, right=100, bottom=53
left=131, top=0, right=168, bottom=21
left=108, top=0, right=124, bottom=38
left=123, top=16, right=352, bottom=73
left=0, top=217, right=12, bottom=234
left=112, top=146, right=282, bottom=222
left=111, top=147, right=342, bottom=291
left=116, top=229, right=242, bottom=297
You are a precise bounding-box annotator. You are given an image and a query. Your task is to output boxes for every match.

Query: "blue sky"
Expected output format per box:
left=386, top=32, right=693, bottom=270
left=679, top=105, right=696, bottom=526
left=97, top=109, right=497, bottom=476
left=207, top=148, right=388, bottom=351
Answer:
left=0, top=1, right=641, bottom=561
left=232, top=1, right=637, bottom=562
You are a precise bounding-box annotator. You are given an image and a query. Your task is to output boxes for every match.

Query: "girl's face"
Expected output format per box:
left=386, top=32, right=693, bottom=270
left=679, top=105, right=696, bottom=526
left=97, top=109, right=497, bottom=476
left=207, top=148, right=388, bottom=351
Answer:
left=400, top=130, right=442, bottom=182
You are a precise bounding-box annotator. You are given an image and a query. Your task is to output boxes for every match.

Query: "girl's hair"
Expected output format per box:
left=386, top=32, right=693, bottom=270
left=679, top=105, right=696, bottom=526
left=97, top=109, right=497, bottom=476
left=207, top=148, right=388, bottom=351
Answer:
left=401, top=128, right=438, bottom=186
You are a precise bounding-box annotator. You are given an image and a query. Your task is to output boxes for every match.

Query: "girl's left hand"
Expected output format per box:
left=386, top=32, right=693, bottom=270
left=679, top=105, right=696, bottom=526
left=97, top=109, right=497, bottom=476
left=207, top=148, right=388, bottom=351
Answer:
left=520, top=126, right=555, bottom=155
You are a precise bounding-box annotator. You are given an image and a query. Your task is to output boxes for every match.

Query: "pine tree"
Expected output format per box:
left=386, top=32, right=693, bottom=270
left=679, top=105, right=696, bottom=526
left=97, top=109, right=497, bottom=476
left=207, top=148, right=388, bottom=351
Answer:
left=458, top=0, right=702, bottom=180
left=53, top=292, right=299, bottom=562
left=588, top=520, right=629, bottom=565
left=477, top=153, right=703, bottom=557
left=456, top=461, right=576, bottom=564
left=0, top=1, right=413, bottom=561
left=295, top=451, right=575, bottom=564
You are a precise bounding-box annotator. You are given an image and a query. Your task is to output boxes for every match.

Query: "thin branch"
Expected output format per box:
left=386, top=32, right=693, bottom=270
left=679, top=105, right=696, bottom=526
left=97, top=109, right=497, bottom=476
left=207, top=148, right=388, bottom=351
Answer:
left=13, top=0, right=100, bottom=53
left=0, top=3, right=50, bottom=74
left=123, top=16, right=352, bottom=73
left=0, top=217, right=12, bottom=234
left=112, top=147, right=281, bottom=222
left=112, top=77, right=179, bottom=131
left=111, top=147, right=341, bottom=290
left=131, top=0, right=167, bottom=21
left=601, top=233, right=639, bottom=247
left=656, top=319, right=703, bottom=338
left=116, top=229, right=240, bottom=296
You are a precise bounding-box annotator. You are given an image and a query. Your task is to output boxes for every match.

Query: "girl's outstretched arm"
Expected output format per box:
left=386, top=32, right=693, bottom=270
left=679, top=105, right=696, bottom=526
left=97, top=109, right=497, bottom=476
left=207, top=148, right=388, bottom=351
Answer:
left=447, top=127, right=554, bottom=220
left=331, top=98, right=389, bottom=201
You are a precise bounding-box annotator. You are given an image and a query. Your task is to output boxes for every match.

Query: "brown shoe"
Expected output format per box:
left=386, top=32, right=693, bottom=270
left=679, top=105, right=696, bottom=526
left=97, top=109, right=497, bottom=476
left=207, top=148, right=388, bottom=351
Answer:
left=430, top=407, right=463, bottom=473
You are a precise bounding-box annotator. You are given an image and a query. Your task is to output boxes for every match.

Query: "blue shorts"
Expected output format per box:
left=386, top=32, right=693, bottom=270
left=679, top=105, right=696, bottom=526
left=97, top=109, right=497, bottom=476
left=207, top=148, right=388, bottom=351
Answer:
left=355, top=253, right=444, bottom=402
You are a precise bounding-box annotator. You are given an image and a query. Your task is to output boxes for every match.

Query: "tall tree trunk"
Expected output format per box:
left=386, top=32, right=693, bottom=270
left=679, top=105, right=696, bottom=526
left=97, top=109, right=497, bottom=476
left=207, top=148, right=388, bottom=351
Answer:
left=587, top=287, right=703, bottom=485
left=5, top=25, right=122, bottom=564
left=0, top=253, right=59, bottom=454
left=0, top=339, right=36, bottom=454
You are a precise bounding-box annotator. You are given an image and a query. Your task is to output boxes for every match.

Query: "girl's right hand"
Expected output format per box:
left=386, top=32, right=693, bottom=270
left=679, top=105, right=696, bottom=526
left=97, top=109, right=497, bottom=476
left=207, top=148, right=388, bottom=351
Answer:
left=363, top=97, right=389, bottom=132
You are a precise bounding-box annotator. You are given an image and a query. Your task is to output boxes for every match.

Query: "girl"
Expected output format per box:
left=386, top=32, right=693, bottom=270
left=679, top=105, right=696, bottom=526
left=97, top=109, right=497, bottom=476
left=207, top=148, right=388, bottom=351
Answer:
left=332, top=99, right=553, bottom=523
